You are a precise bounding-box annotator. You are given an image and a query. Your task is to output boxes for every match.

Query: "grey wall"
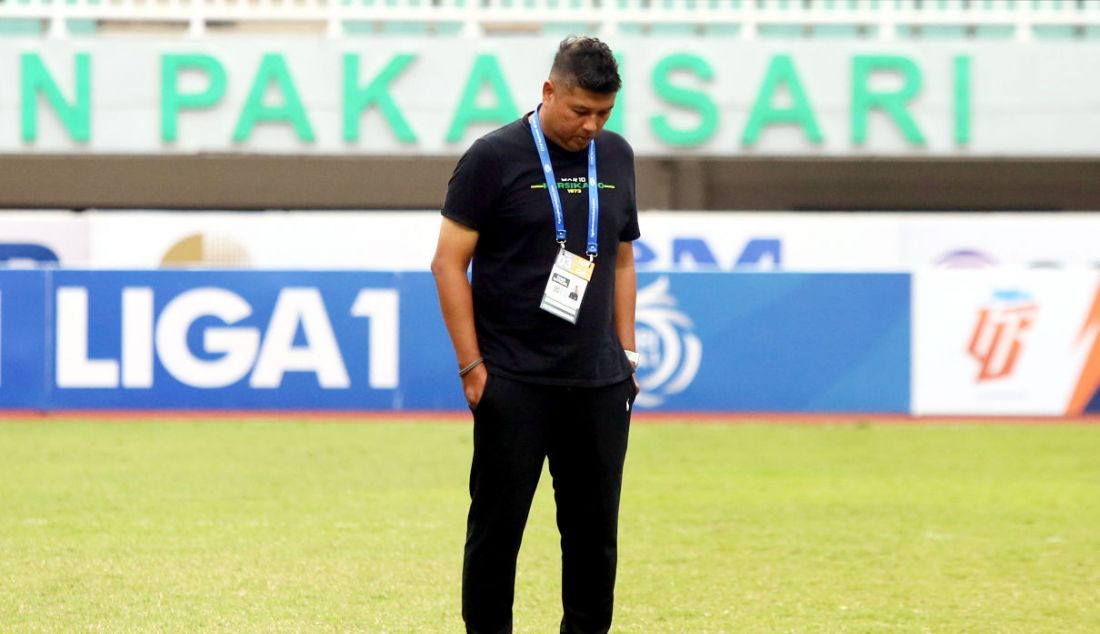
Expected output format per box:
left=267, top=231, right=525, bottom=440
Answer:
left=3, top=155, right=1099, bottom=212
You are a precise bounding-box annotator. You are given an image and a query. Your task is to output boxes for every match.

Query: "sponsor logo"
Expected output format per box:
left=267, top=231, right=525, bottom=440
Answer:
left=54, top=286, right=399, bottom=390
left=935, top=249, right=997, bottom=268
left=935, top=249, right=1100, bottom=270
left=634, top=276, right=702, bottom=408
left=967, top=290, right=1038, bottom=382
left=161, top=233, right=251, bottom=268
left=634, top=237, right=781, bottom=271
left=0, top=243, right=60, bottom=267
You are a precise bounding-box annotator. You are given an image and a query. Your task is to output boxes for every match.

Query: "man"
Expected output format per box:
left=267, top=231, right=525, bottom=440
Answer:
left=431, top=36, right=640, bottom=634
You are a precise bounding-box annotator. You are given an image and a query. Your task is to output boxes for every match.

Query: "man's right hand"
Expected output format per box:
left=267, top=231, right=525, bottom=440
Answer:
left=462, top=362, right=489, bottom=410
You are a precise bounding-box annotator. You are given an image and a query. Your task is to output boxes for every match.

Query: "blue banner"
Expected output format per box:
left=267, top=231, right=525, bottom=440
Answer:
left=46, top=270, right=459, bottom=410
left=0, top=270, right=910, bottom=413
left=0, top=270, right=48, bottom=409
left=633, top=273, right=910, bottom=412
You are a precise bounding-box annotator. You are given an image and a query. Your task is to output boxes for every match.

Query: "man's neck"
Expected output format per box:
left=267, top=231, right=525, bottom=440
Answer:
left=536, top=109, right=567, bottom=150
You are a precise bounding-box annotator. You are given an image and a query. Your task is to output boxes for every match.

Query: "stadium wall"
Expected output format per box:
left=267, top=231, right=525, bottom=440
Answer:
left=3, top=266, right=1100, bottom=416
left=4, top=210, right=1100, bottom=271
left=3, top=37, right=1100, bottom=211
left=0, top=269, right=911, bottom=414
left=4, top=210, right=1100, bottom=416
left=7, top=39, right=1100, bottom=156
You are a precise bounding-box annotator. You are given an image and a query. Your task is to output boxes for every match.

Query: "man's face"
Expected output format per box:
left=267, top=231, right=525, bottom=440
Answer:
left=540, top=80, right=617, bottom=152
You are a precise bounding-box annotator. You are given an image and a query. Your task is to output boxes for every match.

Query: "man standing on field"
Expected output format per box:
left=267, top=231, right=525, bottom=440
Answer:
left=431, top=36, right=641, bottom=634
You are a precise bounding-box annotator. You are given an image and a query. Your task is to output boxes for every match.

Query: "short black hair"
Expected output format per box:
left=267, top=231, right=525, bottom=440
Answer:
left=550, top=36, right=621, bottom=94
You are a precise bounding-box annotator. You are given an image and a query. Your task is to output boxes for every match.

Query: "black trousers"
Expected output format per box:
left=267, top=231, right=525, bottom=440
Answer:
left=462, top=374, right=634, bottom=634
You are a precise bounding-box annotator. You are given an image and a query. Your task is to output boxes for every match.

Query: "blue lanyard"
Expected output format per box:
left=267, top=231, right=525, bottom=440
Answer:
left=529, top=105, right=599, bottom=258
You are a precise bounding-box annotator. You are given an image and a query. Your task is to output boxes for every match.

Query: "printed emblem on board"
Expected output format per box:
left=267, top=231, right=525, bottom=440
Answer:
left=634, top=276, right=702, bottom=408
left=968, top=290, right=1038, bottom=382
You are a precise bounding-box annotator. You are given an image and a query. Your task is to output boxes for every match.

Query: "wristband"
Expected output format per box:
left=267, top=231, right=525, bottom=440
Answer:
left=458, top=357, right=484, bottom=377
left=624, top=350, right=640, bottom=370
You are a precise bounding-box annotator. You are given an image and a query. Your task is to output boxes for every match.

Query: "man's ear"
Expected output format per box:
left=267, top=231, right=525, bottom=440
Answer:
left=542, top=79, right=554, bottom=104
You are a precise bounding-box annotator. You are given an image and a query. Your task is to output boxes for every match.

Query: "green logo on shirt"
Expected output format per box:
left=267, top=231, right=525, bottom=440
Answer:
left=531, top=177, right=616, bottom=194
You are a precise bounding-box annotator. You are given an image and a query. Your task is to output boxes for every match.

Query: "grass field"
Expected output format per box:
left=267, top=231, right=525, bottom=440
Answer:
left=1, top=418, right=1098, bottom=633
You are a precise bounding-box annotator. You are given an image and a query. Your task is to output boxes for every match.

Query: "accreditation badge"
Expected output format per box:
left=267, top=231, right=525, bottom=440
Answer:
left=540, top=248, right=595, bottom=324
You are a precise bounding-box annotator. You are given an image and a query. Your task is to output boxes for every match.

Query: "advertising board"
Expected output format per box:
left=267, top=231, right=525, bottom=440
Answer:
left=0, top=270, right=47, bottom=409
left=5, top=209, right=1094, bottom=275
left=634, top=213, right=904, bottom=272
left=904, top=214, right=1100, bottom=270
left=86, top=210, right=910, bottom=272
left=0, top=211, right=89, bottom=267
left=88, top=212, right=438, bottom=270
left=48, top=270, right=455, bottom=410
left=912, top=271, right=1100, bottom=416
left=0, top=269, right=911, bottom=413
left=633, top=272, right=910, bottom=412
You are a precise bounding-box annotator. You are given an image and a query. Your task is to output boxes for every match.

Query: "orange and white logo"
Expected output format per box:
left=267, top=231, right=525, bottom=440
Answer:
left=967, top=291, right=1038, bottom=382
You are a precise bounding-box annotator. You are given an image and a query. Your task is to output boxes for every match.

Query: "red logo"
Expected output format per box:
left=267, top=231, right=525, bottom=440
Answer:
left=967, top=292, right=1038, bottom=382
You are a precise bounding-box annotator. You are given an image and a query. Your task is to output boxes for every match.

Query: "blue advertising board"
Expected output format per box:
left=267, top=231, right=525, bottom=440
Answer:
left=0, top=270, right=910, bottom=413
left=46, top=270, right=460, bottom=410
left=0, top=270, right=48, bottom=409
left=633, top=273, right=910, bottom=412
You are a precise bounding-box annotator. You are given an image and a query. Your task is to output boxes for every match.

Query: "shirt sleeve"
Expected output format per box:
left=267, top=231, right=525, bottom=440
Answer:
left=441, top=138, right=502, bottom=231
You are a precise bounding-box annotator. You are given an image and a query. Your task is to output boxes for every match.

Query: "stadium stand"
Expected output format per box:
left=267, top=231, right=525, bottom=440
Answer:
left=2, top=0, right=1100, bottom=40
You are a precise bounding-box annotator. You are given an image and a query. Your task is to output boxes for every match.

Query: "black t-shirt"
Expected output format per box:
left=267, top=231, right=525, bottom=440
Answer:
left=442, top=115, right=640, bottom=387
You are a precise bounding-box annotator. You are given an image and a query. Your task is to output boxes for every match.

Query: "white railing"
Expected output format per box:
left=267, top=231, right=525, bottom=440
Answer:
left=1, top=0, right=1100, bottom=40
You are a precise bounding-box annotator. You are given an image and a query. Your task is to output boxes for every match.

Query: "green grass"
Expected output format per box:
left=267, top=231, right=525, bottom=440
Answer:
left=1, top=419, right=1098, bottom=633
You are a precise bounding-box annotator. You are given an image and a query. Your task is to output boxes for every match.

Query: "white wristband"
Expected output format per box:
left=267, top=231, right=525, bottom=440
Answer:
left=624, top=350, right=640, bottom=370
